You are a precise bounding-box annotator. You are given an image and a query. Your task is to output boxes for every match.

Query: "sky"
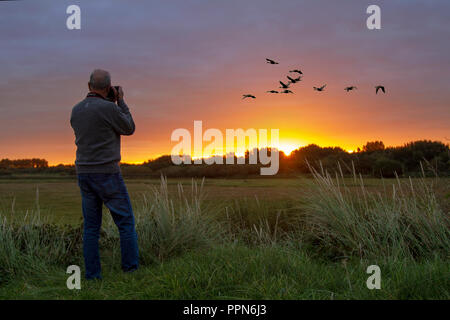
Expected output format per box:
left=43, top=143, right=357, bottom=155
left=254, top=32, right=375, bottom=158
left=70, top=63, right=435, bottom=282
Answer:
left=0, top=0, right=449, bottom=165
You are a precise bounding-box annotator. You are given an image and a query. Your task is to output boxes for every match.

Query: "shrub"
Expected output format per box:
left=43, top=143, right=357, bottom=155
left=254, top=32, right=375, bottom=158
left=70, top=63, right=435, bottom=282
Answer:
left=374, top=157, right=403, bottom=177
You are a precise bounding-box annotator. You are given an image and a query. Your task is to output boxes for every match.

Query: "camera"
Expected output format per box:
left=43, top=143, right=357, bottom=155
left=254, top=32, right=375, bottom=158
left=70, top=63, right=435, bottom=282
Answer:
left=106, top=86, right=121, bottom=102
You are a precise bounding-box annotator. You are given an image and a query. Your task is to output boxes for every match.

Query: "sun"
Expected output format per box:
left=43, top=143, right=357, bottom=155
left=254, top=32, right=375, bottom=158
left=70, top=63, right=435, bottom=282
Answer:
left=276, top=143, right=301, bottom=156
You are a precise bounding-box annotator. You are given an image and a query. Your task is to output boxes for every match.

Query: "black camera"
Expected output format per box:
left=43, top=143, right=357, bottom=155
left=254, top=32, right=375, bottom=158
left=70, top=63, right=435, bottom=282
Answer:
left=106, top=86, right=121, bottom=102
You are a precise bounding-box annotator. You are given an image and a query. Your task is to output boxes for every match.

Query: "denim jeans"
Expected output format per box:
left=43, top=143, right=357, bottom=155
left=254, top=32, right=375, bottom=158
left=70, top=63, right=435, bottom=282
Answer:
left=77, top=172, right=139, bottom=279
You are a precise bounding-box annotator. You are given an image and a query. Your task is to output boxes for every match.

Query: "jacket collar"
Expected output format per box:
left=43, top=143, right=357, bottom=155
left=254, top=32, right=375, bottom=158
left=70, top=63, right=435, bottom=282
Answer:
left=86, top=92, right=108, bottom=100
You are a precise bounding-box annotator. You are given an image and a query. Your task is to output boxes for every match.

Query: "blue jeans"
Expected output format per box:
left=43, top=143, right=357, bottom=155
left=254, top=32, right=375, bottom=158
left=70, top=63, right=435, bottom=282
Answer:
left=77, top=172, right=139, bottom=279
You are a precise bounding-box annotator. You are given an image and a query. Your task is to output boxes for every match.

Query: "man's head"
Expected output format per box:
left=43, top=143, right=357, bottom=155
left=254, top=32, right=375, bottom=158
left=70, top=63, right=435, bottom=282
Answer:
left=88, top=69, right=111, bottom=97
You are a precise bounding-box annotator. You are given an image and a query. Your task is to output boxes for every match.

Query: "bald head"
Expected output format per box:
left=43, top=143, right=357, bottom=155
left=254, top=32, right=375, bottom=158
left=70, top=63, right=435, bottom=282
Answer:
left=89, top=69, right=111, bottom=90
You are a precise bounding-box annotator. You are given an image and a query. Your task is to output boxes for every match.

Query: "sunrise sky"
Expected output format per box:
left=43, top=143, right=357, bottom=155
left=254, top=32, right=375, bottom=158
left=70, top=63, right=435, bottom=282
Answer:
left=1, top=0, right=449, bottom=165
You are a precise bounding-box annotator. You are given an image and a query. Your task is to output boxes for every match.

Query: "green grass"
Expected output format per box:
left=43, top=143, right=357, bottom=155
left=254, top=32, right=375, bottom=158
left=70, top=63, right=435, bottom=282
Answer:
left=0, top=174, right=449, bottom=299
left=0, top=245, right=448, bottom=300
left=300, top=166, right=450, bottom=259
left=0, top=176, right=426, bottom=224
left=0, top=177, right=305, bottom=224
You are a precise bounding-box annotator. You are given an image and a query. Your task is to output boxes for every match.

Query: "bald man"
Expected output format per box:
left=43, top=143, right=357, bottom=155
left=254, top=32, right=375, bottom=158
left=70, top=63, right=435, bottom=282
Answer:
left=70, top=69, right=139, bottom=279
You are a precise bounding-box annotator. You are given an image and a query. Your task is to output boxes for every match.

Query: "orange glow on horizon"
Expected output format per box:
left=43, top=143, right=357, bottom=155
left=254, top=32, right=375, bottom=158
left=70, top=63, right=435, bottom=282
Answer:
left=45, top=136, right=447, bottom=166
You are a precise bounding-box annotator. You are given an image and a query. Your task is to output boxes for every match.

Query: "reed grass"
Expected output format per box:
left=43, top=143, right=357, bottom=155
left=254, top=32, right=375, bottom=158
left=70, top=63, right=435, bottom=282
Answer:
left=300, top=162, right=450, bottom=259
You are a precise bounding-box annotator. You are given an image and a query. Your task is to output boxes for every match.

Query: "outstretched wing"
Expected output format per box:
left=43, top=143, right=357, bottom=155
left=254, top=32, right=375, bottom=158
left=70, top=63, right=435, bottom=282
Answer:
left=381, top=86, right=385, bottom=93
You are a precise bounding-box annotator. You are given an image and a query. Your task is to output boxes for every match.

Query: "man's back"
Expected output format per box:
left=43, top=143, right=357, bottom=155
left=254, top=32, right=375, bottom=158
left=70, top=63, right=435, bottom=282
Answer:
left=70, top=95, right=135, bottom=173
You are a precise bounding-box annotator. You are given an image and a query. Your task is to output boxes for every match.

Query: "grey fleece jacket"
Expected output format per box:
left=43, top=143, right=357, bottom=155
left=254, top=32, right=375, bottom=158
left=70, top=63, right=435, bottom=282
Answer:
left=70, top=94, right=135, bottom=173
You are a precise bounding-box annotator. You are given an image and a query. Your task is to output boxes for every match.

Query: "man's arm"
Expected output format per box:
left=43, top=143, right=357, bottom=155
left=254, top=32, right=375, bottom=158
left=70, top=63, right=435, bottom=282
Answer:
left=115, top=98, right=135, bottom=135
left=106, top=87, right=135, bottom=136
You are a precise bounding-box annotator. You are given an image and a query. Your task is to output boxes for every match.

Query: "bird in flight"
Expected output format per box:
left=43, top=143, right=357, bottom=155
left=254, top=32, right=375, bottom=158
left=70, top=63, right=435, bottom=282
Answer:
left=289, top=69, right=303, bottom=75
left=287, top=76, right=302, bottom=84
left=344, top=86, right=357, bottom=92
left=313, top=85, right=326, bottom=92
left=267, top=90, right=279, bottom=94
left=279, top=81, right=291, bottom=89
left=242, top=94, right=256, bottom=99
left=375, top=85, right=386, bottom=94
left=266, top=58, right=279, bottom=65
left=281, top=90, right=294, bottom=94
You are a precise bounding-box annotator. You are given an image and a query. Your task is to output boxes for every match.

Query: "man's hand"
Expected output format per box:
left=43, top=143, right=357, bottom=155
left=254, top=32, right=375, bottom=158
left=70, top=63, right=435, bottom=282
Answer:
left=110, top=86, right=124, bottom=102
left=117, top=86, right=124, bottom=101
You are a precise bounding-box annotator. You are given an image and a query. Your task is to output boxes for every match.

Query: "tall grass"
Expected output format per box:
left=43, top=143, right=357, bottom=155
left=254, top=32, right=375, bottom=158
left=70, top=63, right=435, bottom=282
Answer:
left=0, top=177, right=219, bottom=282
left=0, top=210, right=83, bottom=284
left=301, top=163, right=450, bottom=259
left=104, top=176, right=219, bottom=263
left=220, top=197, right=301, bottom=245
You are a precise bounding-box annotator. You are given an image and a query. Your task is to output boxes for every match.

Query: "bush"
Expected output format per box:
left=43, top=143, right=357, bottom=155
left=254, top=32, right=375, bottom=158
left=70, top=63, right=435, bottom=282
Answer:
left=374, top=157, right=403, bottom=177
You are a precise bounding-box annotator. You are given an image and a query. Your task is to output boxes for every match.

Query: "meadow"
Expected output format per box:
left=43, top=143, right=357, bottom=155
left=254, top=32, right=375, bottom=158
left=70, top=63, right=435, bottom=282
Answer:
left=0, top=173, right=449, bottom=299
left=0, top=176, right=303, bottom=224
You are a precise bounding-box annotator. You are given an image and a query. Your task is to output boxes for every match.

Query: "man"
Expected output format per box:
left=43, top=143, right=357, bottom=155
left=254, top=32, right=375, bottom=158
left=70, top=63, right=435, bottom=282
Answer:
left=70, top=69, right=139, bottom=279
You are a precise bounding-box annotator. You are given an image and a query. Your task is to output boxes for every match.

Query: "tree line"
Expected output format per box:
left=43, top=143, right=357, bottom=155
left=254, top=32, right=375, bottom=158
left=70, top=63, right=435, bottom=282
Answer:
left=0, top=158, right=48, bottom=169
left=136, top=140, right=450, bottom=178
left=1, top=140, right=449, bottom=178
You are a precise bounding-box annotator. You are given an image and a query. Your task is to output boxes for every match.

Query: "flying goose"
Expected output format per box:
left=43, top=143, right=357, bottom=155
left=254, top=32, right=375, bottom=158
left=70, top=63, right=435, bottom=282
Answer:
left=344, top=86, right=357, bottom=92
left=375, top=85, right=385, bottom=94
left=279, top=81, right=291, bottom=89
left=313, top=84, right=326, bottom=92
left=242, top=94, right=256, bottom=99
left=287, top=75, right=302, bottom=84
left=266, top=58, right=279, bottom=65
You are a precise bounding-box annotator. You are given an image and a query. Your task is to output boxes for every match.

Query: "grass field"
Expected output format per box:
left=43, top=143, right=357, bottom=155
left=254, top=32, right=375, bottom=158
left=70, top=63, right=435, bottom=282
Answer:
left=0, top=175, right=413, bottom=223
left=0, top=174, right=449, bottom=299
left=0, top=177, right=304, bottom=223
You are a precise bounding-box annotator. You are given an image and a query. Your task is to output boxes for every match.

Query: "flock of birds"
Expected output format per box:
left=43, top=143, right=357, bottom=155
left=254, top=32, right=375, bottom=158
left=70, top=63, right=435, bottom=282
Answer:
left=242, top=58, right=386, bottom=99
